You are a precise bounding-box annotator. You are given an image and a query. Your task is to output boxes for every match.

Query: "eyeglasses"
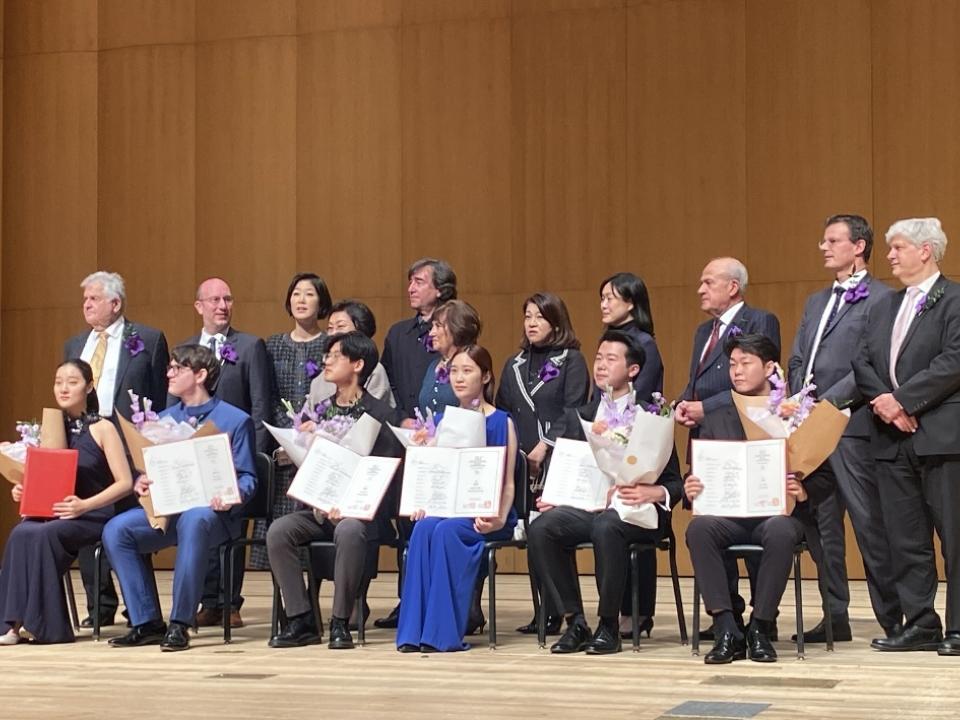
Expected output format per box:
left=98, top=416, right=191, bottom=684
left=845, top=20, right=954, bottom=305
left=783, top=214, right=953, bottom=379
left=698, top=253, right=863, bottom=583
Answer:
left=324, top=351, right=345, bottom=363
left=198, top=295, right=234, bottom=305
left=167, top=363, right=193, bottom=376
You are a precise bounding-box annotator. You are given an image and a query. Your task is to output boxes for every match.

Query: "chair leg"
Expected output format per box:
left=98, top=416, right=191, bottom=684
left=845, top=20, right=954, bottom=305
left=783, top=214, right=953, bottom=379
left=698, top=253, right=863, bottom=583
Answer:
left=270, top=574, right=282, bottom=639
left=691, top=577, right=701, bottom=656
left=222, top=544, right=233, bottom=644
left=794, top=551, right=805, bottom=660
left=668, top=534, right=689, bottom=645
left=357, top=582, right=367, bottom=647
left=93, top=544, right=103, bottom=642
left=630, top=547, right=640, bottom=652
left=64, top=571, right=81, bottom=632
left=487, top=547, right=497, bottom=649
left=537, top=581, right=547, bottom=649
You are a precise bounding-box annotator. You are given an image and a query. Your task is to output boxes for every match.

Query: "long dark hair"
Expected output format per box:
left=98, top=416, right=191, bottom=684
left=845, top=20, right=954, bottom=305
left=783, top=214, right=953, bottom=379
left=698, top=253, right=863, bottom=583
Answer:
left=599, top=272, right=655, bottom=336
left=520, top=292, right=580, bottom=351
left=59, top=359, right=100, bottom=415
left=455, top=345, right=496, bottom=404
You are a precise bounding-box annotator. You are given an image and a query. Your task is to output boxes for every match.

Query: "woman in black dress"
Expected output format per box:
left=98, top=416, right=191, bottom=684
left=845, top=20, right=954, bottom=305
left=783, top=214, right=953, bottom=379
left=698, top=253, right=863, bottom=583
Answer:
left=495, top=292, right=590, bottom=634
left=0, top=359, right=133, bottom=645
left=252, top=273, right=333, bottom=568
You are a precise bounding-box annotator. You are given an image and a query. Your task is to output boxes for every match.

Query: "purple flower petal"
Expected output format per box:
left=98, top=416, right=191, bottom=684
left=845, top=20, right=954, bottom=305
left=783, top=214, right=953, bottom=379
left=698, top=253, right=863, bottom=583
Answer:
left=538, top=363, right=560, bottom=383
left=305, top=359, right=320, bottom=379
left=220, top=342, right=239, bottom=363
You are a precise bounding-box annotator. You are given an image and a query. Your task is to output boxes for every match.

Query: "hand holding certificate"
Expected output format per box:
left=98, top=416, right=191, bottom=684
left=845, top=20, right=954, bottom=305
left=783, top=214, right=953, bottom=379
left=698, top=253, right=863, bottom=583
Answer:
left=540, top=439, right=611, bottom=512
left=690, top=438, right=788, bottom=517
left=399, top=446, right=506, bottom=518
left=141, top=434, right=241, bottom=516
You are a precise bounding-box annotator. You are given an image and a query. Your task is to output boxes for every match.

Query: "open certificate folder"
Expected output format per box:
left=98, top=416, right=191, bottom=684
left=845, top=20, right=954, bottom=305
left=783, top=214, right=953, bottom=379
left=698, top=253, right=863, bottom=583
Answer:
left=399, top=446, right=506, bottom=517
left=141, top=434, right=241, bottom=516
left=691, top=438, right=788, bottom=518
left=540, top=438, right=611, bottom=511
left=287, top=437, right=400, bottom=520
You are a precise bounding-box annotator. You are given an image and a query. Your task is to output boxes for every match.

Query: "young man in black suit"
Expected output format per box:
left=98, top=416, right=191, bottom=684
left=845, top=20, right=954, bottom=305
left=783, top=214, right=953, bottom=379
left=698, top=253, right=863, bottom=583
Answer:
left=64, top=271, right=170, bottom=628
left=183, top=276, right=275, bottom=628
left=854, top=217, right=960, bottom=655
left=527, top=330, right=682, bottom=655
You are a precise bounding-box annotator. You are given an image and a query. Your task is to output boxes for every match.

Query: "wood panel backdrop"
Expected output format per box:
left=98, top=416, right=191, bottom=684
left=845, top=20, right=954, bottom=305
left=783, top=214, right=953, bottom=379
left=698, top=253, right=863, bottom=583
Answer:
left=2, top=0, right=958, bottom=579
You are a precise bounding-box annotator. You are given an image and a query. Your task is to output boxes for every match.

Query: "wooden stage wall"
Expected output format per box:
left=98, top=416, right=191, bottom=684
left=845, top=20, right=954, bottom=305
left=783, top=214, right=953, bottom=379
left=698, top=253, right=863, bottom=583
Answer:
left=2, top=0, right=959, bottom=579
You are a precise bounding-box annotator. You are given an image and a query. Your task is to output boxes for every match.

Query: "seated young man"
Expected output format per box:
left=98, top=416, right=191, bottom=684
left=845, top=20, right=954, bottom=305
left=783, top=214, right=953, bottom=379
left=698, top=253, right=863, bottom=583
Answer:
left=267, top=331, right=402, bottom=650
left=685, top=333, right=832, bottom=664
left=527, top=329, right=682, bottom=655
left=102, top=344, right=257, bottom=651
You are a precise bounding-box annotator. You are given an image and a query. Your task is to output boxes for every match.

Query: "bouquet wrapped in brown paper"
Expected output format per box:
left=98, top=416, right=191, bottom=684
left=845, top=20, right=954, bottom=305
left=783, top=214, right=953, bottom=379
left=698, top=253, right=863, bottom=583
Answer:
left=0, top=408, right=68, bottom=485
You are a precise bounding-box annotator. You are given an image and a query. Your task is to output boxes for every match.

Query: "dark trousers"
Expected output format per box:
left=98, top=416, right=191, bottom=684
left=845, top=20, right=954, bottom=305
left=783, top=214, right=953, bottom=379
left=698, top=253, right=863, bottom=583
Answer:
left=807, top=437, right=901, bottom=629
left=78, top=544, right=118, bottom=618
left=686, top=514, right=804, bottom=622
left=876, top=442, right=960, bottom=632
left=528, top=506, right=661, bottom=619
left=201, top=519, right=247, bottom=611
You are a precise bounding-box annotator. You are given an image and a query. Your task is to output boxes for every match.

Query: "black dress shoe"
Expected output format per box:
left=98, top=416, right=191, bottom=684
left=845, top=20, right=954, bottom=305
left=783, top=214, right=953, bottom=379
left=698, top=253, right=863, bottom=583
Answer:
left=620, top=616, right=654, bottom=640
left=328, top=617, right=354, bottom=650
left=108, top=620, right=167, bottom=647
left=419, top=644, right=438, bottom=653
left=465, top=608, right=486, bottom=636
left=397, top=643, right=420, bottom=653
left=374, top=603, right=401, bottom=629
left=700, top=616, right=749, bottom=642
left=269, top=614, right=322, bottom=648
left=517, top=616, right=562, bottom=635
left=871, top=624, right=943, bottom=651
left=747, top=627, right=777, bottom=662
left=585, top=624, right=622, bottom=655
left=160, top=623, right=191, bottom=652
left=704, top=632, right=747, bottom=664
left=938, top=632, right=960, bottom=656
left=884, top=623, right=904, bottom=639
left=550, top=621, right=591, bottom=654
left=792, top=617, right=852, bottom=643
left=80, top=615, right=115, bottom=629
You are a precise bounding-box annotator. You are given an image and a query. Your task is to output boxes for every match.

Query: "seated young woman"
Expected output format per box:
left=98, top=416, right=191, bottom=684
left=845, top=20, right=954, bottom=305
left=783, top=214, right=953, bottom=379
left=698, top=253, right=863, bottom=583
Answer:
left=0, top=359, right=133, bottom=645
left=396, top=345, right=517, bottom=652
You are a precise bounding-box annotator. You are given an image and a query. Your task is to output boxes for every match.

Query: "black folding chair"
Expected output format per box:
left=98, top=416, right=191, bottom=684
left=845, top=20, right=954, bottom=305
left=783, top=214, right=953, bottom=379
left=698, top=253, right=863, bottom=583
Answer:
left=221, top=451, right=275, bottom=642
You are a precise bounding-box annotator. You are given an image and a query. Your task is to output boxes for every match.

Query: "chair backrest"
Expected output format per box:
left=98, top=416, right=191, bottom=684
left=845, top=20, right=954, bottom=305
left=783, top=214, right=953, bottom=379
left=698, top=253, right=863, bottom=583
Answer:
left=241, top=451, right=275, bottom=521
left=513, top=450, right=529, bottom=520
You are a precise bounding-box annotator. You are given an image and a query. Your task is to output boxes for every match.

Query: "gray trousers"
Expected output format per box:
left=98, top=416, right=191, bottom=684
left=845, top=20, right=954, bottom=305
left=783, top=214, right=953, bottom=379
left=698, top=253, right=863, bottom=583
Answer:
left=808, top=436, right=902, bottom=630
left=266, top=510, right=368, bottom=620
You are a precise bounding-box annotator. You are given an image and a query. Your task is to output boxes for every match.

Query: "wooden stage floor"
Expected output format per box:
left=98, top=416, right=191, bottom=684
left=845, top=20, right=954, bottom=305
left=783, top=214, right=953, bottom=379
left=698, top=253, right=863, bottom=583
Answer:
left=2, top=572, right=954, bottom=720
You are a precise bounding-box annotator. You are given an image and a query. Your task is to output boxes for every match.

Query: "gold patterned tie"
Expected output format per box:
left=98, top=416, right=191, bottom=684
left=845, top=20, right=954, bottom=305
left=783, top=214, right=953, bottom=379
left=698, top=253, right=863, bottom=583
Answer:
left=90, top=331, right=109, bottom=387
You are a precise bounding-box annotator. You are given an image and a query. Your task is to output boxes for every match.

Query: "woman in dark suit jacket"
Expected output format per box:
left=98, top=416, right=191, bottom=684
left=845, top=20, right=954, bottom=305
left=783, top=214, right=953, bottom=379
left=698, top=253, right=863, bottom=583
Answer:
left=598, top=272, right=664, bottom=638
left=496, top=292, right=589, bottom=634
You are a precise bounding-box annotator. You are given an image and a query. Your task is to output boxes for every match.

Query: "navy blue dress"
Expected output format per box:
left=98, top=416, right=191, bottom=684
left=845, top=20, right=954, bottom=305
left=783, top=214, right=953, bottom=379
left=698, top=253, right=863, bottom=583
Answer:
left=396, top=409, right=517, bottom=651
left=0, top=418, right=114, bottom=643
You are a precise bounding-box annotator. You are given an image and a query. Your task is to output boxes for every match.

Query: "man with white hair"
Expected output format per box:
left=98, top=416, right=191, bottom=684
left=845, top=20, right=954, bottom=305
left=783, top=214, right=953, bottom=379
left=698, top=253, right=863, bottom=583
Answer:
left=64, top=270, right=170, bottom=628
left=855, top=217, right=960, bottom=655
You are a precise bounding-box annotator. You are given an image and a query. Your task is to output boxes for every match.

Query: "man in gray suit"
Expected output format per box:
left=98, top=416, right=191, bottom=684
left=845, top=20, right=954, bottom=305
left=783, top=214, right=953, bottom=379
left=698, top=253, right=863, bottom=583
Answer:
left=788, top=214, right=901, bottom=642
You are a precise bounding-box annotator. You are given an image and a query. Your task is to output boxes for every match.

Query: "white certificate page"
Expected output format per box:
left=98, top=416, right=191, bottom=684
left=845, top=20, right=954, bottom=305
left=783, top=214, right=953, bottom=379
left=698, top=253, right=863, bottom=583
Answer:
left=691, top=439, right=786, bottom=518
left=541, top=438, right=611, bottom=512
left=399, top=446, right=506, bottom=518
left=143, top=434, right=240, bottom=516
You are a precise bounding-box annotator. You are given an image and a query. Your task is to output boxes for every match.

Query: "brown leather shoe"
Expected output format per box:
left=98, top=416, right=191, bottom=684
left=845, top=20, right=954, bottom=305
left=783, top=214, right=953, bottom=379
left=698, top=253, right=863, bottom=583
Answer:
left=229, top=611, right=244, bottom=629
left=195, top=608, right=222, bottom=627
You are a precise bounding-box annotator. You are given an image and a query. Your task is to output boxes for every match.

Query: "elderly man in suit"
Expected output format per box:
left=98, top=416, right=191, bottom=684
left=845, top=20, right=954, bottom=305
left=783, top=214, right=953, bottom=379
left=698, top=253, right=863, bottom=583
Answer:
left=854, top=217, right=960, bottom=655
left=787, top=215, right=901, bottom=643
left=674, top=257, right=780, bottom=636
left=64, top=271, right=170, bottom=628
left=182, top=276, right=274, bottom=628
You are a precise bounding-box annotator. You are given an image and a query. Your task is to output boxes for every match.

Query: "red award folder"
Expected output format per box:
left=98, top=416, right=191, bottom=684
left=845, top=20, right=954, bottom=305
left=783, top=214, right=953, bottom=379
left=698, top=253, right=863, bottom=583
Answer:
left=20, top=447, right=79, bottom=518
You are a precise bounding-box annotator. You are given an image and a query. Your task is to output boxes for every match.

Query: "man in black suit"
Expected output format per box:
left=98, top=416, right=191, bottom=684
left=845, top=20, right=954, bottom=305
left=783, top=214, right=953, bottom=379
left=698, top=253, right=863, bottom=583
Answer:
left=674, top=257, right=781, bottom=635
left=185, top=276, right=275, bottom=628
left=686, top=333, right=833, bottom=664
left=64, top=271, right=169, bottom=627
left=527, top=330, right=682, bottom=655
left=374, top=258, right=458, bottom=629
left=787, top=214, right=901, bottom=642
left=854, top=217, right=960, bottom=655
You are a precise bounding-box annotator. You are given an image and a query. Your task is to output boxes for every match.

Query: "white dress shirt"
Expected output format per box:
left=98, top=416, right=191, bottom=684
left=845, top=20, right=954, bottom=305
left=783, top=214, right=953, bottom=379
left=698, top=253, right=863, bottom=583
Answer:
left=804, top=269, right=868, bottom=384
left=199, top=328, right=230, bottom=359
left=699, top=301, right=745, bottom=362
left=80, top=316, right=125, bottom=417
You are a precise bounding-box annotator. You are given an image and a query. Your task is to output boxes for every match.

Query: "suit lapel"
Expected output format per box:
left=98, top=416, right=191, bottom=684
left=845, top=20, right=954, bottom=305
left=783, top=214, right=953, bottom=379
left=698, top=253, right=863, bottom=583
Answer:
left=510, top=352, right=535, bottom=413
left=804, top=289, right=834, bottom=353
left=113, top=321, right=134, bottom=404
left=897, top=276, right=948, bottom=363
left=698, top=305, right=748, bottom=377
left=820, top=276, right=870, bottom=342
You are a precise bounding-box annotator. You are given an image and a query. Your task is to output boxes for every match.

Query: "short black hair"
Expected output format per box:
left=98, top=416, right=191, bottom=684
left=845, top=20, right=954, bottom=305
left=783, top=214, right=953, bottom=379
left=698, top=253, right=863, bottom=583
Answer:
left=599, top=272, right=655, bottom=336
left=329, top=299, right=377, bottom=339
left=597, top=329, right=646, bottom=371
left=825, top=214, right=873, bottom=262
left=284, top=272, right=333, bottom=319
left=325, top=331, right=379, bottom=386
left=171, top=344, right=221, bottom=393
left=408, top=258, right=458, bottom=303
left=723, top=332, right=780, bottom=364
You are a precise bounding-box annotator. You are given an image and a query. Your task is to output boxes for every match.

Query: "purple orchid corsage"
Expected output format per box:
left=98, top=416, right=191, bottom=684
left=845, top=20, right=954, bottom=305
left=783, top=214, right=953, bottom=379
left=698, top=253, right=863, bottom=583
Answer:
left=304, top=358, right=321, bottom=380
left=220, top=342, right=238, bottom=364
left=538, top=361, right=560, bottom=383
left=843, top=280, right=870, bottom=304
left=419, top=332, right=435, bottom=352
left=122, top=323, right=145, bottom=357
left=727, top=324, right=743, bottom=338
left=915, top=286, right=945, bottom=316
left=435, top=362, right=450, bottom=384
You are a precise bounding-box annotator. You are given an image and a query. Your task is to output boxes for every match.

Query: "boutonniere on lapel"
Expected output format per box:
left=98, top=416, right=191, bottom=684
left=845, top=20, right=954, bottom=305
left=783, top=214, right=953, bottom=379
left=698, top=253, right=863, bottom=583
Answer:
left=915, top=286, right=945, bottom=317
left=419, top=332, right=435, bottom=352
left=219, top=342, right=239, bottom=364
left=122, top=323, right=145, bottom=357
left=304, top=358, right=321, bottom=380
left=727, top=324, right=743, bottom=338
left=843, top=280, right=870, bottom=304
left=435, top=360, right=450, bottom=384
left=538, top=357, right=562, bottom=383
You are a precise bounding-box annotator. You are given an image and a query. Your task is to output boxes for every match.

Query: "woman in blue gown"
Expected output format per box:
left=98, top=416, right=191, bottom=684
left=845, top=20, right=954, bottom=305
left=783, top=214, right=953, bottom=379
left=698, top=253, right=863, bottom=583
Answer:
left=0, top=359, right=133, bottom=645
left=397, top=345, right=518, bottom=652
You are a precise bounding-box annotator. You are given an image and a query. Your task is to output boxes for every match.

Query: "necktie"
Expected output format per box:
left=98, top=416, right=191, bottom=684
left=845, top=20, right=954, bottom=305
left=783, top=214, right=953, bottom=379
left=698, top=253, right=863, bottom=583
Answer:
left=207, top=336, right=218, bottom=354
left=90, top=331, right=108, bottom=387
left=824, top=286, right=846, bottom=330
left=697, top=319, right=721, bottom=375
left=889, top=286, right=922, bottom=388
